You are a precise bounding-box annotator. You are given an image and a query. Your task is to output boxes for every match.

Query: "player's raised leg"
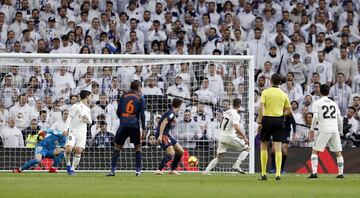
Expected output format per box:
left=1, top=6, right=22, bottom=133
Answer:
left=49, top=148, right=65, bottom=173
left=169, top=143, right=184, bottom=175
left=156, top=144, right=175, bottom=175
left=13, top=153, right=43, bottom=173
left=204, top=153, right=224, bottom=175
left=232, top=148, right=250, bottom=174
left=204, top=141, right=227, bottom=174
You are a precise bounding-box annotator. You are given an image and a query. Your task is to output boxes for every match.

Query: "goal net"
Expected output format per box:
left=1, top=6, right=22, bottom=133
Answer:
left=0, top=53, right=254, bottom=173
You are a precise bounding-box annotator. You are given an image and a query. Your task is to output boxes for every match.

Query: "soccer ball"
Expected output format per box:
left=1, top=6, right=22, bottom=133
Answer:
left=188, top=156, right=198, bottom=167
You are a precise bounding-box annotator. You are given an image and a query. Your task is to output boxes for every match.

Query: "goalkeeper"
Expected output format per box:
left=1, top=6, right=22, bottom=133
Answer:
left=13, top=129, right=68, bottom=173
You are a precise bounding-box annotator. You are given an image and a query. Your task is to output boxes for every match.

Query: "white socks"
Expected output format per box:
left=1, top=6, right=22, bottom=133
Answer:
left=205, top=157, right=219, bottom=172
left=71, top=154, right=81, bottom=170
left=311, top=154, right=318, bottom=174
left=337, top=157, right=344, bottom=175
left=65, top=153, right=71, bottom=166
left=233, top=151, right=249, bottom=168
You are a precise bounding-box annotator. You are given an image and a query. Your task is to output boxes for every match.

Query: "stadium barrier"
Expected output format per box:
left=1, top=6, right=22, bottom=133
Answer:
left=255, top=147, right=360, bottom=174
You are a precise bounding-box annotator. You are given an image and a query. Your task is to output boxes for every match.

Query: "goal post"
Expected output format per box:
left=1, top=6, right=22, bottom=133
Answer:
left=0, top=53, right=255, bottom=173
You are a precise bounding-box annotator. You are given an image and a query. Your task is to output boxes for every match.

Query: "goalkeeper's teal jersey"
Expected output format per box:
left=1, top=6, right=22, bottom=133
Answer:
left=38, top=129, right=67, bottom=150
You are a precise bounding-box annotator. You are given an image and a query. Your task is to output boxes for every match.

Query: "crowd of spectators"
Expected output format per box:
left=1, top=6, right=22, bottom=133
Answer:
left=0, top=0, right=360, bottom=148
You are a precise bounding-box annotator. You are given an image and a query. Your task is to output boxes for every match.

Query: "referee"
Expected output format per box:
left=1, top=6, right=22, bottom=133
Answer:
left=257, top=73, right=291, bottom=181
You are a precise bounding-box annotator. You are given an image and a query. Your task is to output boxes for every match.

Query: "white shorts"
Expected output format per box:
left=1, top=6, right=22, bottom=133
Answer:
left=313, top=132, right=342, bottom=152
left=66, top=132, right=87, bottom=149
left=217, top=136, right=248, bottom=154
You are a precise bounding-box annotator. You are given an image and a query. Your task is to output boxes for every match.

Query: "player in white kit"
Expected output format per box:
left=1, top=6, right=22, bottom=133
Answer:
left=204, top=98, right=249, bottom=174
left=308, top=84, right=344, bottom=179
left=64, top=90, right=92, bottom=175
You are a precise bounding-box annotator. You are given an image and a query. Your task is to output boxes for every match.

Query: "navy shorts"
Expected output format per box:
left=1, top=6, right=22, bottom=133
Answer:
left=114, top=126, right=141, bottom=145
left=156, top=134, right=177, bottom=150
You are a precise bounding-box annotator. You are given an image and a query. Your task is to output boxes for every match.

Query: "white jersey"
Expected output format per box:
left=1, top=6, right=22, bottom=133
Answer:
left=219, top=109, right=240, bottom=138
left=65, top=102, right=92, bottom=135
left=311, top=96, right=342, bottom=133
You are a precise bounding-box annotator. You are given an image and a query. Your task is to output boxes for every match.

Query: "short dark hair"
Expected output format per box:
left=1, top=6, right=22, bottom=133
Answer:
left=172, top=98, right=182, bottom=108
left=348, top=106, right=356, bottom=112
left=271, top=73, right=282, bottom=85
left=232, top=98, right=241, bottom=108
left=130, top=80, right=141, bottom=91
left=80, top=90, right=92, bottom=100
left=40, top=110, right=47, bottom=115
left=320, top=84, right=330, bottom=96
left=99, top=121, right=107, bottom=126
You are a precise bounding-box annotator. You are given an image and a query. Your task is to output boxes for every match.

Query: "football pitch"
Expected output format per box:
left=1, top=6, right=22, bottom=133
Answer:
left=1, top=173, right=359, bottom=198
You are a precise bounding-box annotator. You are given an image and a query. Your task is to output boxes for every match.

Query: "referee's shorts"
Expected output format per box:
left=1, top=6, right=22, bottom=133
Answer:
left=260, top=116, right=285, bottom=142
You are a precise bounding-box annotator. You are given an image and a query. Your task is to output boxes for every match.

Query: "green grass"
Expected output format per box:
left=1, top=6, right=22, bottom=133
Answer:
left=0, top=173, right=359, bottom=198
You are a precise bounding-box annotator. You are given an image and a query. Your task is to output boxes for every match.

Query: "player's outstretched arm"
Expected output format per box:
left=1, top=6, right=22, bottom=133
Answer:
left=157, top=118, right=168, bottom=144
left=65, top=105, right=77, bottom=132
left=336, top=106, right=343, bottom=136
left=140, top=97, right=146, bottom=131
left=234, top=124, right=248, bottom=144
left=116, top=96, right=123, bottom=119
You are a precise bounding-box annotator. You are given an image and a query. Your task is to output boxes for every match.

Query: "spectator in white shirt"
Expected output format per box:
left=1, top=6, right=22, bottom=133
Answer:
left=166, top=74, right=190, bottom=99
left=195, top=78, right=217, bottom=105
left=20, top=29, right=37, bottom=53
left=41, top=17, right=61, bottom=46
left=173, top=109, right=202, bottom=148
left=0, top=100, right=9, bottom=129
left=86, top=18, right=102, bottom=45
left=206, top=63, right=224, bottom=99
left=51, top=109, right=68, bottom=132
left=138, top=10, right=152, bottom=35
left=91, top=93, right=117, bottom=134
left=230, top=29, right=248, bottom=55
left=145, top=20, right=167, bottom=51
left=8, top=12, right=27, bottom=41
left=330, top=73, right=352, bottom=116
left=208, top=2, right=220, bottom=25
left=75, top=72, right=96, bottom=94
left=9, top=94, right=36, bottom=131
left=237, top=2, right=255, bottom=31
left=142, top=76, right=163, bottom=96
left=50, top=37, right=61, bottom=53
left=152, top=2, right=165, bottom=25
left=52, top=65, right=76, bottom=100
left=125, top=18, right=144, bottom=45
left=0, top=74, right=20, bottom=109
left=203, top=27, right=223, bottom=55
left=37, top=110, right=50, bottom=131
left=0, top=0, right=16, bottom=25
left=104, top=1, right=119, bottom=24
left=0, top=118, right=24, bottom=148
left=177, top=62, right=198, bottom=92
left=128, top=31, right=144, bottom=54
left=78, top=11, right=91, bottom=33
left=124, top=0, right=144, bottom=21
left=88, top=0, right=101, bottom=22
left=193, top=103, right=212, bottom=136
